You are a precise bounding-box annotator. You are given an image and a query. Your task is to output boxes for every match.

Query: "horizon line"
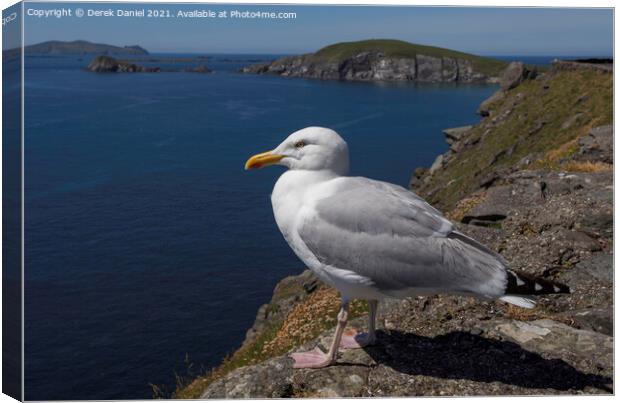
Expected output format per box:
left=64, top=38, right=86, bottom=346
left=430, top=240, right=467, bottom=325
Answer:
left=20, top=40, right=613, bottom=59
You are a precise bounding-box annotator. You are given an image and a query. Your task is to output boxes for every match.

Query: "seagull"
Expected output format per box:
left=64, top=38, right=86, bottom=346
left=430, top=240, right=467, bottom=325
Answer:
left=245, top=127, right=569, bottom=369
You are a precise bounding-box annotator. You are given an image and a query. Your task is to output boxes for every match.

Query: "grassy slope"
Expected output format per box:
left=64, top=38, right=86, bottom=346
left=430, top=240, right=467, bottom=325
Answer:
left=418, top=68, right=613, bottom=211
left=312, top=39, right=508, bottom=76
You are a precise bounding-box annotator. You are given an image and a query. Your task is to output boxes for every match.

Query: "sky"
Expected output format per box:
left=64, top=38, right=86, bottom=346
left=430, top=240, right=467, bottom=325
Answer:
left=21, top=2, right=614, bottom=56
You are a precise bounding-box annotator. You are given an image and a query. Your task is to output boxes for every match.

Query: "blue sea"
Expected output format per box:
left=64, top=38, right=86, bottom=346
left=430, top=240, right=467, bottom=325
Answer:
left=22, top=53, right=562, bottom=399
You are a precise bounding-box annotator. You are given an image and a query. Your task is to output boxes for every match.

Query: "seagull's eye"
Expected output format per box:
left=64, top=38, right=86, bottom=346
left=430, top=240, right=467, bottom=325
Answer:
left=294, top=141, right=306, bottom=149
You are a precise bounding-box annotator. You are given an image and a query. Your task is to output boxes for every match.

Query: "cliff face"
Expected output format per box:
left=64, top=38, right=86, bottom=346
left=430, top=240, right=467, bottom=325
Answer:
left=242, top=51, right=492, bottom=83
left=176, top=60, right=613, bottom=399
left=241, top=40, right=506, bottom=83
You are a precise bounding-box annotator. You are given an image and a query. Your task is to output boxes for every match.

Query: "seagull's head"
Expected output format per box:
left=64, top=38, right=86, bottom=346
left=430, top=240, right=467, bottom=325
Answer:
left=245, top=127, right=349, bottom=175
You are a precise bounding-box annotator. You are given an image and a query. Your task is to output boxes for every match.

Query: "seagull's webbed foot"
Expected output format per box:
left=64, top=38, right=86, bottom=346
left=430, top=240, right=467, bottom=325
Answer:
left=291, top=301, right=352, bottom=369
left=340, top=329, right=376, bottom=349
left=290, top=347, right=334, bottom=369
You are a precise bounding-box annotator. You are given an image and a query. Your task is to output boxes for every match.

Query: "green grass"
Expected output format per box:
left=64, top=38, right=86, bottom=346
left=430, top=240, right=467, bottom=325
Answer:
left=417, top=69, right=613, bottom=211
left=312, top=39, right=508, bottom=76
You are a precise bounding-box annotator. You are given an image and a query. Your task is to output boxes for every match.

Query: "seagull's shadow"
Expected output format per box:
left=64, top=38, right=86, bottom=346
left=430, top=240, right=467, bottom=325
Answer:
left=361, top=330, right=612, bottom=393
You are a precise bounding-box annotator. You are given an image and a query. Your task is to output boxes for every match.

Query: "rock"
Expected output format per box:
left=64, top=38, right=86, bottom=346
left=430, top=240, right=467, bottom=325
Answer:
left=86, top=55, right=160, bottom=73
left=456, top=58, right=488, bottom=83
left=477, top=90, right=505, bottom=116
left=578, top=210, right=613, bottom=238
left=409, top=167, right=428, bottom=188
left=565, top=308, right=613, bottom=336
left=460, top=187, right=508, bottom=226
left=485, top=319, right=612, bottom=380
left=292, top=364, right=371, bottom=397
left=516, top=153, right=541, bottom=167
left=339, top=51, right=417, bottom=81
left=461, top=183, right=540, bottom=225
left=443, top=126, right=472, bottom=145
left=200, top=356, right=294, bottom=398
left=553, top=228, right=601, bottom=252
left=442, top=57, right=458, bottom=81
left=574, top=125, right=613, bottom=164
left=87, top=55, right=120, bottom=72
left=500, top=62, right=535, bottom=91
left=416, top=54, right=443, bottom=82
left=559, top=253, right=612, bottom=287
left=186, top=64, right=212, bottom=73
left=241, top=63, right=270, bottom=74
left=428, top=154, right=445, bottom=175
left=552, top=59, right=613, bottom=74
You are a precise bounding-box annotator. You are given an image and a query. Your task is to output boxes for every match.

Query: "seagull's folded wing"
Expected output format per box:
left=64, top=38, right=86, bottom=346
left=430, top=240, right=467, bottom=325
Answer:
left=297, top=177, right=507, bottom=298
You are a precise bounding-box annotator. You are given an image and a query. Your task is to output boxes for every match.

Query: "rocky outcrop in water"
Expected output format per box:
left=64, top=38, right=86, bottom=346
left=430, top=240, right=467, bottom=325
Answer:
left=86, top=55, right=160, bottom=73
left=86, top=56, right=213, bottom=74
left=183, top=65, right=212, bottom=74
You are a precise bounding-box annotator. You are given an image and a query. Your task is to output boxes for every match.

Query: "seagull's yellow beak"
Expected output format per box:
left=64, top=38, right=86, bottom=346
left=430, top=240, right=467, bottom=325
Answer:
left=244, top=150, right=284, bottom=170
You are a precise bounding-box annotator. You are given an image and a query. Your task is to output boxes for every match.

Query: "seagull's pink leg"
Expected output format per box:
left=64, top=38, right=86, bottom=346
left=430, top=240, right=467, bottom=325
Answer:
left=291, top=301, right=349, bottom=369
left=340, top=299, right=377, bottom=349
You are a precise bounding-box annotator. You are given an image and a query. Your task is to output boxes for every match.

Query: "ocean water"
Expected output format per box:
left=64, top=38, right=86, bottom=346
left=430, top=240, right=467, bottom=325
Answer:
left=23, top=54, right=498, bottom=399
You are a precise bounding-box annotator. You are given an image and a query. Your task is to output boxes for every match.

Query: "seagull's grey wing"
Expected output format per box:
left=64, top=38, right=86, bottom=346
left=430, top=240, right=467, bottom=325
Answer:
left=312, top=177, right=455, bottom=238
left=297, top=177, right=507, bottom=298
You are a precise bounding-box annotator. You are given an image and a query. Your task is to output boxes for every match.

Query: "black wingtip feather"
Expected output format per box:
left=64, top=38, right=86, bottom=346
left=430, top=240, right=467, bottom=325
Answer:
left=505, top=269, right=570, bottom=296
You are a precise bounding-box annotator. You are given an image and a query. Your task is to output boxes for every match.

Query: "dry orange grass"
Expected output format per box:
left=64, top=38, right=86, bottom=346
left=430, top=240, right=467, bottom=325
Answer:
left=261, top=287, right=340, bottom=356
left=544, top=138, right=579, bottom=163
left=504, top=305, right=576, bottom=327
left=261, top=287, right=367, bottom=357
left=562, top=161, right=613, bottom=173
left=504, top=305, right=541, bottom=321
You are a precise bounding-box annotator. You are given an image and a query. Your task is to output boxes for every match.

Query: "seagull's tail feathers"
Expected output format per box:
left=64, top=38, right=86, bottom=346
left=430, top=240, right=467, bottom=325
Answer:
left=505, top=269, right=570, bottom=295
left=500, top=269, right=570, bottom=309
left=499, top=295, right=536, bottom=309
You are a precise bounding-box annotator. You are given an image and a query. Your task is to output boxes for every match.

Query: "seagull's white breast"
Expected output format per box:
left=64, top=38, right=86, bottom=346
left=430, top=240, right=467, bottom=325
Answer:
left=270, top=170, right=332, bottom=259
left=271, top=171, right=382, bottom=300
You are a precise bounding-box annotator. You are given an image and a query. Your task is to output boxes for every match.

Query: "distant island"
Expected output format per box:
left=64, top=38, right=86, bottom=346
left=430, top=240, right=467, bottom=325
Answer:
left=24, top=40, right=149, bottom=55
left=241, top=39, right=508, bottom=83
left=87, top=55, right=160, bottom=73
left=86, top=55, right=212, bottom=74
